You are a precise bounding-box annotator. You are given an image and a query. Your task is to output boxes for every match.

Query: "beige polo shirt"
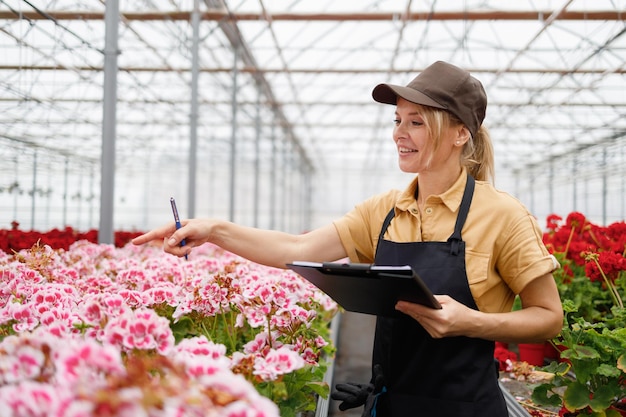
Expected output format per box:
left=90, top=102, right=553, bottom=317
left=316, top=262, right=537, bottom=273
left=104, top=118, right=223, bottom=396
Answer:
left=333, top=169, right=557, bottom=313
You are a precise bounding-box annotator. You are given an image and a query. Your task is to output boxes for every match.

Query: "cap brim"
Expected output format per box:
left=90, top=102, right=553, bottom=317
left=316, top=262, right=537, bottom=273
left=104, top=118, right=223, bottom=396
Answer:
left=372, top=83, right=445, bottom=110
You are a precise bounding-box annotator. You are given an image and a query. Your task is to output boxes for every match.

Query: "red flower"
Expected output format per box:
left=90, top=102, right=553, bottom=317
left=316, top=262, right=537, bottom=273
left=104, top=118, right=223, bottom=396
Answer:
left=494, top=344, right=517, bottom=370
left=606, top=221, right=626, bottom=253
left=585, top=251, right=626, bottom=284
left=0, top=225, right=145, bottom=254
left=568, top=240, right=594, bottom=266
left=546, top=214, right=563, bottom=232
left=565, top=212, right=587, bottom=232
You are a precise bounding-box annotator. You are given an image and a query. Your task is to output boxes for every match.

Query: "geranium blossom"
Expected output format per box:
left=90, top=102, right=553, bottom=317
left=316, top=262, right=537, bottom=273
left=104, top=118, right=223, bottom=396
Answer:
left=585, top=251, right=626, bottom=283
left=536, top=213, right=626, bottom=417
left=253, top=346, right=306, bottom=381
left=0, top=239, right=338, bottom=416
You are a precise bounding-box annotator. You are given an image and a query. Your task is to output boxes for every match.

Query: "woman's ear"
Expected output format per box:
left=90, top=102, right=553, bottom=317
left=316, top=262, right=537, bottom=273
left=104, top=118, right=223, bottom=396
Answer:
left=454, top=125, right=471, bottom=147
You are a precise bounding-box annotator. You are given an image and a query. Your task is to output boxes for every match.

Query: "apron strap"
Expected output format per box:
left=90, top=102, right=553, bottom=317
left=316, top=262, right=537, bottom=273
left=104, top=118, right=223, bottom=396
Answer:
left=377, top=173, right=476, bottom=253
left=448, top=174, right=475, bottom=255
left=378, top=207, right=396, bottom=242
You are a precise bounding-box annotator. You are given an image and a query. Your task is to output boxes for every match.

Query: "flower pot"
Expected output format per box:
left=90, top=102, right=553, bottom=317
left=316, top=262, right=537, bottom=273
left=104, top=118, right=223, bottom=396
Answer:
left=610, top=403, right=626, bottom=416
left=544, top=342, right=560, bottom=360
left=517, top=343, right=545, bottom=366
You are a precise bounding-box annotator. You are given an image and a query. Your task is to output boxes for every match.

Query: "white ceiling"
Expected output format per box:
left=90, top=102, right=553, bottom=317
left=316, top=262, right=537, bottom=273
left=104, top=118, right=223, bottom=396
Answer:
left=1, top=0, right=625, bottom=230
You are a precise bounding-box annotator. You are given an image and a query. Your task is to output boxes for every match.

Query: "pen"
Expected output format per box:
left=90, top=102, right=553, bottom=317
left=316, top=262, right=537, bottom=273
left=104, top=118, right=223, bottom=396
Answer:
left=169, top=197, right=188, bottom=260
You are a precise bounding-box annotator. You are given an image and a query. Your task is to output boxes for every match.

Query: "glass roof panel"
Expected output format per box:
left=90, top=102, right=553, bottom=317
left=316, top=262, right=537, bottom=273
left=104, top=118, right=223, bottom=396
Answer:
left=1, top=0, right=624, bottom=230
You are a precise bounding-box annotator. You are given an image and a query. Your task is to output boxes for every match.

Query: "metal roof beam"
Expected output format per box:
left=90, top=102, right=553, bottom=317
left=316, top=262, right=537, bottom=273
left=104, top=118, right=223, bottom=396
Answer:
left=2, top=64, right=625, bottom=75
left=0, top=10, right=622, bottom=21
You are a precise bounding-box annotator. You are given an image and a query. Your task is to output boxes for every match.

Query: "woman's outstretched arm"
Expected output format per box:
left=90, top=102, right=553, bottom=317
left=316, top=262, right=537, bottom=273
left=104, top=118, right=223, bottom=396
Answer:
left=132, top=219, right=348, bottom=269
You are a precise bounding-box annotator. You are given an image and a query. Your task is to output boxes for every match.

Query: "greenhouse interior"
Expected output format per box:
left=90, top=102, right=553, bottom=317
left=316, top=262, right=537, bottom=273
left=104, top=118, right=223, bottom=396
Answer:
left=1, top=1, right=626, bottom=417
left=1, top=0, right=625, bottom=240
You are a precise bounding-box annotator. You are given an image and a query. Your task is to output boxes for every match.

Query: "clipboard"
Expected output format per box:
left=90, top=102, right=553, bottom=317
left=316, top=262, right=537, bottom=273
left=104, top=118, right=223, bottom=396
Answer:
left=287, top=261, right=441, bottom=317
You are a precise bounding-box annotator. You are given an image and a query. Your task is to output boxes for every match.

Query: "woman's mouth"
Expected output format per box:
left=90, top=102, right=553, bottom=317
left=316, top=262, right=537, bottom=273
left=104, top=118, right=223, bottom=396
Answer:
left=398, top=147, right=417, bottom=154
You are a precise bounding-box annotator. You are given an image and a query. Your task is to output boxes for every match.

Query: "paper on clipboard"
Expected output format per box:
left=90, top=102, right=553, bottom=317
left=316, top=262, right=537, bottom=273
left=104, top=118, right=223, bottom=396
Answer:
left=287, top=261, right=441, bottom=317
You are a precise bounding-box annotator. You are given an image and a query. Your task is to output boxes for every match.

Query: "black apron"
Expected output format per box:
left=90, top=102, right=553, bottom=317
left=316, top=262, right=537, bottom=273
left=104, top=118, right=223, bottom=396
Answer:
left=371, top=174, right=507, bottom=416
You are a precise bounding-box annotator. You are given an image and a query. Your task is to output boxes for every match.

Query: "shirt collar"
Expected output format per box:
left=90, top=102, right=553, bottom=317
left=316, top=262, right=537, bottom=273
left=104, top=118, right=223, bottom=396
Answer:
left=396, top=168, right=468, bottom=213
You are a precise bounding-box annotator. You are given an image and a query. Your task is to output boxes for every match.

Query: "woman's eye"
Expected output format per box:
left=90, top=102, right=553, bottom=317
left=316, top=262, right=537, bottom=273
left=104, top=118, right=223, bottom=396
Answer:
left=393, top=119, right=423, bottom=127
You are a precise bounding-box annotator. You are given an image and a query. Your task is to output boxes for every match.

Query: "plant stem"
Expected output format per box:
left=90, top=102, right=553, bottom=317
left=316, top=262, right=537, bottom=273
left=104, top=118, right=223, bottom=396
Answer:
left=594, top=258, right=623, bottom=309
left=222, top=310, right=236, bottom=352
left=266, top=313, right=273, bottom=349
left=564, top=226, right=576, bottom=257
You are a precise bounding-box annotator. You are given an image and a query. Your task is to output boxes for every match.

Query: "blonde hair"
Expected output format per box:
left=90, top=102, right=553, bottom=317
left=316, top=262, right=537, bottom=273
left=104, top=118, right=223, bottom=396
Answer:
left=416, top=105, right=495, bottom=183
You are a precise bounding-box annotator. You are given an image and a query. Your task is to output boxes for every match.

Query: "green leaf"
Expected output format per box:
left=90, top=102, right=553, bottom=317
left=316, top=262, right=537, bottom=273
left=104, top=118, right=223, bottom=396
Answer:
left=596, top=363, right=622, bottom=378
left=590, top=384, right=620, bottom=412
left=305, top=380, right=329, bottom=397
left=170, top=316, right=194, bottom=342
left=564, top=381, right=591, bottom=411
left=531, top=383, right=564, bottom=407
left=562, top=345, right=600, bottom=361
left=541, top=360, right=571, bottom=376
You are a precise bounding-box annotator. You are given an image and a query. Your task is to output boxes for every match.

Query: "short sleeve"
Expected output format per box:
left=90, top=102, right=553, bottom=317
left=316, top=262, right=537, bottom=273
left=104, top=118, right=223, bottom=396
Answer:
left=332, top=191, right=399, bottom=264
left=496, top=213, right=558, bottom=294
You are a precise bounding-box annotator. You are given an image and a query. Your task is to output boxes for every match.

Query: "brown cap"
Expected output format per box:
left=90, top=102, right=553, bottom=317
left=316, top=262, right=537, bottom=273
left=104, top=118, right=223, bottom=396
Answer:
left=372, top=61, right=487, bottom=138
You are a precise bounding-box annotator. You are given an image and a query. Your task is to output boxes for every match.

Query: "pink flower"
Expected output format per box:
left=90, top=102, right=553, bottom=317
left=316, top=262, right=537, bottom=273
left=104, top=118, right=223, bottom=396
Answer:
left=0, top=381, right=65, bottom=417
left=103, top=308, right=174, bottom=354
left=117, top=289, right=146, bottom=308
left=0, top=343, right=45, bottom=384
left=174, top=336, right=227, bottom=360
left=55, top=339, right=124, bottom=388
left=253, top=347, right=305, bottom=381
left=143, top=285, right=179, bottom=307
left=0, top=236, right=336, bottom=416
left=9, top=303, right=39, bottom=332
left=101, top=294, right=128, bottom=316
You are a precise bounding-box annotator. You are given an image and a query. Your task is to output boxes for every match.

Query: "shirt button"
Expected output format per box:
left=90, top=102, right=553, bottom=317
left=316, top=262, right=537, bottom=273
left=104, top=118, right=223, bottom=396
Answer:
left=411, top=208, right=418, bottom=214
left=425, top=207, right=433, bottom=214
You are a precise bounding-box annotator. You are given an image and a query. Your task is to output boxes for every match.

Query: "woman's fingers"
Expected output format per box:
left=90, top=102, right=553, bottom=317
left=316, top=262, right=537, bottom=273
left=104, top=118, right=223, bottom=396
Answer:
left=132, top=223, right=177, bottom=245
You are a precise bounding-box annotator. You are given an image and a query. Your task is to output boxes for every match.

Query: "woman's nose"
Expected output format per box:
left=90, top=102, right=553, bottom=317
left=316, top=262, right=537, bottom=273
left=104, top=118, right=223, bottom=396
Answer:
left=393, top=121, right=407, bottom=138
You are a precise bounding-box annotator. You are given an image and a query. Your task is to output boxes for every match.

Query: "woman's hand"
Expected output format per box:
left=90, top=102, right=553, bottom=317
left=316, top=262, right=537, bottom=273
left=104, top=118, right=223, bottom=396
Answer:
left=132, top=219, right=212, bottom=258
left=395, top=296, right=474, bottom=338
left=395, top=273, right=563, bottom=343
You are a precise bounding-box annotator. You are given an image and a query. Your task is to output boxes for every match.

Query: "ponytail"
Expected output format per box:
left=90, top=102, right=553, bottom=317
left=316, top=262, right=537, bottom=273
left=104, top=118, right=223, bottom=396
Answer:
left=462, top=125, right=495, bottom=183
left=415, top=105, right=495, bottom=183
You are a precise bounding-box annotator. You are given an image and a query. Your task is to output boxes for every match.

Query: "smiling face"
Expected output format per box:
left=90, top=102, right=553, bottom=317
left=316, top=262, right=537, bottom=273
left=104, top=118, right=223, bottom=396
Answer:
left=393, top=98, right=468, bottom=175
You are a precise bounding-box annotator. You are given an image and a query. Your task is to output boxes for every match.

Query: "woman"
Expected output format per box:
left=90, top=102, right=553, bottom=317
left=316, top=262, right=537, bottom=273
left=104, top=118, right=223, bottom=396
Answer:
left=132, top=61, right=563, bottom=416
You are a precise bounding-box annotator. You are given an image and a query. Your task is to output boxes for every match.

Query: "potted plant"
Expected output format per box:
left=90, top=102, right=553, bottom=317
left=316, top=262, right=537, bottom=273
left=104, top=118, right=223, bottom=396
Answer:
left=531, top=212, right=626, bottom=416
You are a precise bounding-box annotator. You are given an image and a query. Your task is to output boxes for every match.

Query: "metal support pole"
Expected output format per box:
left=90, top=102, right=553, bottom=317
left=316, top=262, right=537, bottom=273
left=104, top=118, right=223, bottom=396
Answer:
left=602, top=147, right=607, bottom=225
left=30, top=149, right=37, bottom=230
left=142, top=153, right=151, bottom=229
left=13, top=153, right=18, bottom=223
left=63, top=157, right=69, bottom=226
left=269, top=122, right=276, bottom=230
left=45, top=161, right=52, bottom=228
left=619, top=142, right=626, bottom=220
left=228, top=46, right=239, bottom=222
left=188, top=0, right=200, bottom=218
left=548, top=160, right=554, bottom=215
left=253, top=87, right=261, bottom=227
left=281, top=140, right=288, bottom=231
left=77, top=163, right=83, bottom=228
left=305, top=165, right=312, bottom=231
left=529, top=170, right=535, bottom=215
left=99, top=0, right=119, bottom=244
left=572, top=156, right=578, bottom=212
left=89, top=164, right=95, bottom=228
